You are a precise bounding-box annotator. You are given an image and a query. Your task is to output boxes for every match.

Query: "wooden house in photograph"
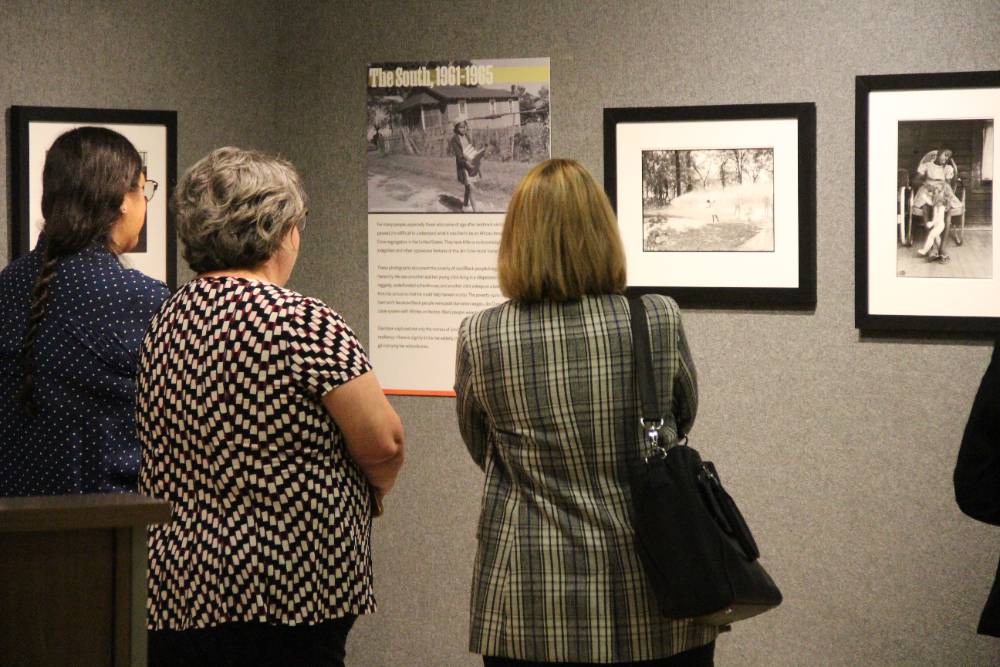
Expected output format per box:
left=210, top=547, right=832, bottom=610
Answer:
left=397, top=86, right=521, bottom=132
left=381, top=85, right=527, bottom=159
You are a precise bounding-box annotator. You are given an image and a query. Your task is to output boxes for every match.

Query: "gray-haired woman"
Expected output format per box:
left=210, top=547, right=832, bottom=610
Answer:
left=138, top=147, right=404, bottom=667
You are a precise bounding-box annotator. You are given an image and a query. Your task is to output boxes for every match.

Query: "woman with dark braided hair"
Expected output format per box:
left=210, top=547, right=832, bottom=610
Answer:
left=0, top=126, right=169, bottom=496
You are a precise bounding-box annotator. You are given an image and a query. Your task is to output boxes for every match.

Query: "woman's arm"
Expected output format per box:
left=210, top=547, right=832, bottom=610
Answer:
left=671, top=313, right=698, bottom=437
left=455, top=321, right=489, bottom=469
left=323, top=371, right=405, bottom=499
left=955, top=344, right=1000, bottom=526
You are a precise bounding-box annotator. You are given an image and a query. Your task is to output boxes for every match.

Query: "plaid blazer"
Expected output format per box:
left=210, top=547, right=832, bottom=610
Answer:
left=455, top=293, right=718, bottom=662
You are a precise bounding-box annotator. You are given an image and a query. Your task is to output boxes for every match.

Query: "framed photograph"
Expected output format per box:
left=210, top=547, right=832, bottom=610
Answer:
left=603, top=103, right=816, bottom=309
left=10, top=106, right=178, bottom=289
left=856, top=71, right=999, bottom=333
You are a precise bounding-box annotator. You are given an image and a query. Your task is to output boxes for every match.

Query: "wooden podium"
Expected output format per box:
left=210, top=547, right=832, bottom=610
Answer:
left=0, top=493, right=170, bottom=667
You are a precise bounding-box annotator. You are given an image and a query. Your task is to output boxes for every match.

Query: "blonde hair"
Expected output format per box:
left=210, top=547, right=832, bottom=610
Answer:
left=498, top=159, right=627, bottom=302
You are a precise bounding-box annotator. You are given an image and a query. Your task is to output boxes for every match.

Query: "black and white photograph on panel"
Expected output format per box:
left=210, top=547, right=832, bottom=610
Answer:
left=366, top=57, right=551, bottom=214
left=895, top=118, right=994, bottom=279
left=641, top=148, right=774, bottom=252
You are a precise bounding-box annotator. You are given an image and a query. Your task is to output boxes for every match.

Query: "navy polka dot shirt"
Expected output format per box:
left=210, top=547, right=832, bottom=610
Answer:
left=0, top=241, right=169, bottom=496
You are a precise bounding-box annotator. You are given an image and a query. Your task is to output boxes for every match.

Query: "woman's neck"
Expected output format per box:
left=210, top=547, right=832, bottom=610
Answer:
left=198, top=265, right=282, bottom=285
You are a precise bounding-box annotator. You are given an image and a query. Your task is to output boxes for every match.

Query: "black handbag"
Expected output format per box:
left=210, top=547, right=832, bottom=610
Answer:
left=627, top=296, right=782, bottom=625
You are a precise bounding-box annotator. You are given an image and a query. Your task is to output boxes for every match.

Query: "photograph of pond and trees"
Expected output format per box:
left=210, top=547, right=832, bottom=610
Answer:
left=641, top=147, right=774, bottom=252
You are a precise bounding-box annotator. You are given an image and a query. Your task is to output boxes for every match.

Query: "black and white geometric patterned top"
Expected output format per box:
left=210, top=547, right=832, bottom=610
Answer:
left=138, top=276, right=375, bottom=630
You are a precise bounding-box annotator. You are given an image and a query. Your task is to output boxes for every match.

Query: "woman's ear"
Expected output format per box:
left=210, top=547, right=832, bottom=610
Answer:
left=283, top=225, right=300, bottom=253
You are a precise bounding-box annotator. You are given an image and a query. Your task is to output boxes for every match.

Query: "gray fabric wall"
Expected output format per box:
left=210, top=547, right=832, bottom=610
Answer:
left=0, top=1, right=283, bottom=284
left=3, top=1, right=999, bottom=664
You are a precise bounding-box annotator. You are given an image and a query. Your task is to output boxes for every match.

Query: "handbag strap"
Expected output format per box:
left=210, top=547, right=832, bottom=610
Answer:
left=628, top=296, right=668, bottom=458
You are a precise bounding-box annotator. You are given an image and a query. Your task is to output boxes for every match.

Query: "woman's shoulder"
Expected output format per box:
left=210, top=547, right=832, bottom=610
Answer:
left=55, top=249, right=168, bottom=317
left=0, top=254, right=40, bottom=334
left=270, top=284, right=338, bottom=317
left=178, top=277, right=315, bottom=314
left=118, top=267, right=170, bottom=303
left=266, top=285, right=361, bottom=339
left=460, top=300, right=514, bottom=333
left=636, top=292, right=681, bottom=317
left=0, top=249, right=42, bottom=292
left=166, top=279, right=358, bottom=339
left=632, top=294, right=684, bottom=342
left=103, top=265, right=169, bottom=317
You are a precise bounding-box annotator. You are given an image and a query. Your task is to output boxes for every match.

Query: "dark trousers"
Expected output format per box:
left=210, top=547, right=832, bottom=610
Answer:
left=149, top=615, right=356, bottom=667
left=484, top=641, right=715, bottom=667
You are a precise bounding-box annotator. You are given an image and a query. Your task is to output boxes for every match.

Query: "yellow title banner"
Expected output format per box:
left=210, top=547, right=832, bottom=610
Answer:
left=368, top=63, right=549, bottom=89
left=491, top=65, right=550, bottom=85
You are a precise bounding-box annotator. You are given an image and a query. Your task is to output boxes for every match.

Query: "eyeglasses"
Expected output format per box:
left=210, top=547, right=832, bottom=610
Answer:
left=142, top=180, right=159, bottom=202
left=298, top=209, right=309, bottom=233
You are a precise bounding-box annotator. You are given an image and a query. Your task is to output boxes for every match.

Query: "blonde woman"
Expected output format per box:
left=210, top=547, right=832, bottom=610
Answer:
left=455, top=159, right=718, bottom=666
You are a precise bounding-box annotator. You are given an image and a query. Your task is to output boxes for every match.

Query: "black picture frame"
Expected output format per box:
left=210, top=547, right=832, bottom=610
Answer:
left=855, top=71, right=1000, bottom=334
left=9, top=105, right=178, bottom=289
left=603, top=103, right=816, bottom=309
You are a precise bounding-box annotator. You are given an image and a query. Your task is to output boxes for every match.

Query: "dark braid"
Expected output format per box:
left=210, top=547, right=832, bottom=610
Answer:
left=16, top=249, right=61, bottom=416
left=15, top=127, right=142, bottom=415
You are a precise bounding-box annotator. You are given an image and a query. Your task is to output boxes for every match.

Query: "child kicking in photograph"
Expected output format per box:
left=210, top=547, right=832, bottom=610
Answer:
left=917, top=186, right=951, bottom=263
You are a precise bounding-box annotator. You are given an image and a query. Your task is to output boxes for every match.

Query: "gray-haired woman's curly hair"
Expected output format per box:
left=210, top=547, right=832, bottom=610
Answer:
left=174, top=147, right=307, bottom=273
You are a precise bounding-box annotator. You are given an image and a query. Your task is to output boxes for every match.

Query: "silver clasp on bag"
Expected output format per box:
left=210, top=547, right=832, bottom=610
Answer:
left=640, top=418, right=668, bottom=462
